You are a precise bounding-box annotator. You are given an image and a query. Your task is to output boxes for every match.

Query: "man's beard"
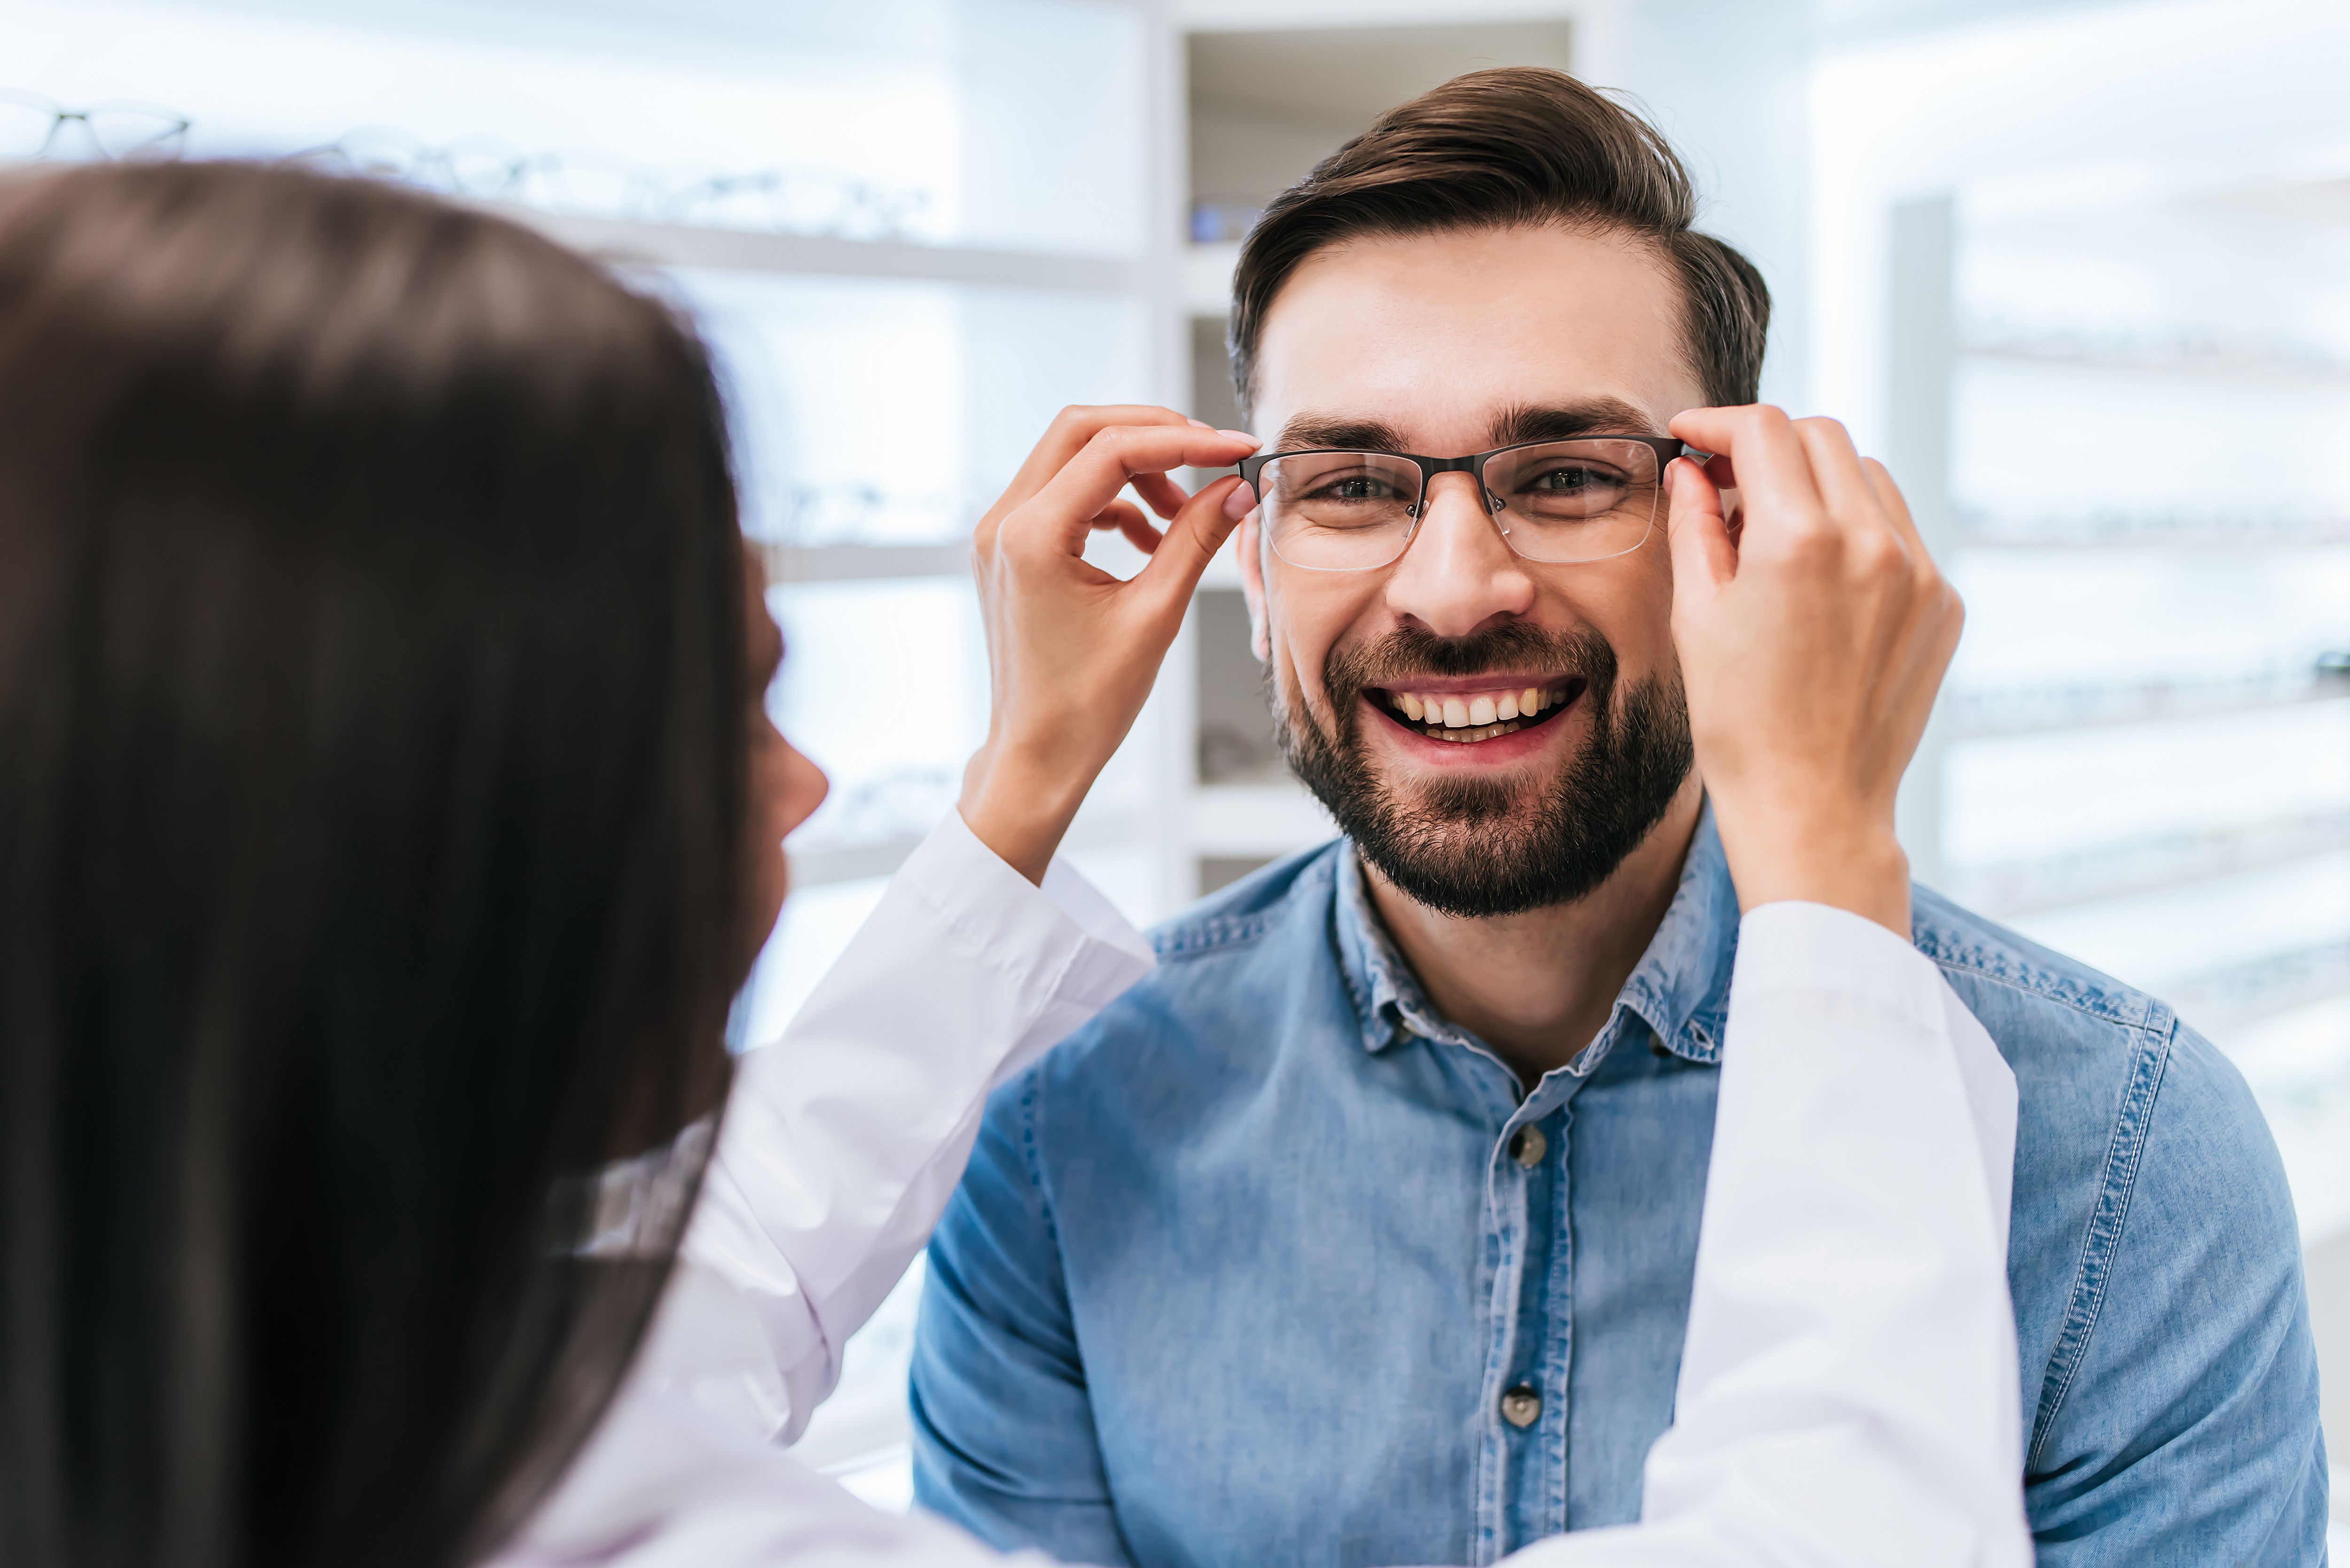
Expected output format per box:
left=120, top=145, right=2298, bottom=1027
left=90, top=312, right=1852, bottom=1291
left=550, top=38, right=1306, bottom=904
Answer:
left=1272, top=622, right=1693, bottom=920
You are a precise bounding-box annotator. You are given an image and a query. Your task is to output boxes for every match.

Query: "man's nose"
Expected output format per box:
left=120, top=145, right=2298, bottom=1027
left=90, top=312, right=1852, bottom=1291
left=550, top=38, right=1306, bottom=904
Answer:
left=1384, top=471, right=1535, bottom=638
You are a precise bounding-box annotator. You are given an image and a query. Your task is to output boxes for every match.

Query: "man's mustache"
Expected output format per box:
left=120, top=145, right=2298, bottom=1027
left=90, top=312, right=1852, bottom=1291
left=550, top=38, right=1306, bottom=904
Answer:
left=1326, top=623, right=1612, bottom=698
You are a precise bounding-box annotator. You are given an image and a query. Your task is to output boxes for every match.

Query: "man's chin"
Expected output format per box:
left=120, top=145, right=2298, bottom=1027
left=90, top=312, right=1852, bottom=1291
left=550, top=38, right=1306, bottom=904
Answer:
left=1343, top=786, right=1614, bottom=920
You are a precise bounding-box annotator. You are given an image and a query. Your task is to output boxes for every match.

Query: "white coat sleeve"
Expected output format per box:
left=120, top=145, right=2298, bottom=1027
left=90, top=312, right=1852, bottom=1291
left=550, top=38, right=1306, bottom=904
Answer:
left=665, top=808, right=1157, bottom=1443
left=496, top=811, right=1153, bottom=1568
left=1500, top=901, right=2032, bottom=1568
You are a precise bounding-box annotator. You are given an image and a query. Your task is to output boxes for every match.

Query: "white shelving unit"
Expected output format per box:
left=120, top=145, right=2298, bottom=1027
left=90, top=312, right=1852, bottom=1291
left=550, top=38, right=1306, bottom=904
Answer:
left=1887, top=188, right=2350, bottom=1263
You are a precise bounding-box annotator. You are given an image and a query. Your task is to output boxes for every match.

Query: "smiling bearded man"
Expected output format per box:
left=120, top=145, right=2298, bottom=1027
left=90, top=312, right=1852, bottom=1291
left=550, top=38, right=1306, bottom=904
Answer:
left=909, top=67, right=2323, bottom=1568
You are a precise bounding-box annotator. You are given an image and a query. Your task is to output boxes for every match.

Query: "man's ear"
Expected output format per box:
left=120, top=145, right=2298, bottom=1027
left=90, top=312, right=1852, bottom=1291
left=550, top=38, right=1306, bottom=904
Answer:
left=1235, top=510, right=1271, bottom=662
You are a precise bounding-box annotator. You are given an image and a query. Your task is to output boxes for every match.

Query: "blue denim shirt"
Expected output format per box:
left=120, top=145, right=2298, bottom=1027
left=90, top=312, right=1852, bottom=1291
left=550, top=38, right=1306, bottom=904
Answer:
left=911, top=818, right=2326, bottom=1566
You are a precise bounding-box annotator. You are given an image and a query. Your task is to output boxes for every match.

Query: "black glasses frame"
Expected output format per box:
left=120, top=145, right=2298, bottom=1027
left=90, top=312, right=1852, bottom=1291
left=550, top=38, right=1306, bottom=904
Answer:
left=1237, top=434, right=1708, bottom=518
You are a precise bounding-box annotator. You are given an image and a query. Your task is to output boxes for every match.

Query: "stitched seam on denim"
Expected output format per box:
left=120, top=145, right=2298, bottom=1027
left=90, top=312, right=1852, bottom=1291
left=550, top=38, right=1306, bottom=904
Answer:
left=1540, top=1112, right=1573, bottom=1538
left=1474, top=1155, right=1527, bottom=1566
left=1012, top=1066, right=1066, bottom=1263
left=1919, top=932, right=2156, bottom=1028
left=2026, top=1011, right=2173, bottom=1469
left=1151, top=911, right=1275, bottom=960
left=1149, top=856, right=1328, bottom=962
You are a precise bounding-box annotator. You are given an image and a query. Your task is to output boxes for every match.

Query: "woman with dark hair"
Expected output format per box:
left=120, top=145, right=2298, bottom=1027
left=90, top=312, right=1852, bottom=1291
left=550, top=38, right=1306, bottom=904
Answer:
left=0, top=156, right=2021, bottom=1568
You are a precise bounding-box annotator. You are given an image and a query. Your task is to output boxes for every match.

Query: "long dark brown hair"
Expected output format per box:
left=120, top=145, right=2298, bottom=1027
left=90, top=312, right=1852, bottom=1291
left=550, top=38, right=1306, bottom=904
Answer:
left=0, top=161, right=751, bottom=1567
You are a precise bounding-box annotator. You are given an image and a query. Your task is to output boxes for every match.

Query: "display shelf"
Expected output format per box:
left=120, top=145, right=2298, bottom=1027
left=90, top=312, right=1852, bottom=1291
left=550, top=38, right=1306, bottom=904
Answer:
left=2170, top=939, right=2350, bottom=1037
left=1946, top=812, right=2350, bottom=919
left=1958, top=333, right=2350, bottom=384
left=1947, top=672, right=2350, bottom=739
left=491, top=203, right=1142, bottom=292
left=1956, top=525, right=2350, bottom=551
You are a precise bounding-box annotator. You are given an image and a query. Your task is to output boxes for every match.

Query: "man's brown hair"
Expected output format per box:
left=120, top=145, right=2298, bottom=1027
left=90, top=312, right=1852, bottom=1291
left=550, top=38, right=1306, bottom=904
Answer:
left=1227, top=66, right=1770, bottom=425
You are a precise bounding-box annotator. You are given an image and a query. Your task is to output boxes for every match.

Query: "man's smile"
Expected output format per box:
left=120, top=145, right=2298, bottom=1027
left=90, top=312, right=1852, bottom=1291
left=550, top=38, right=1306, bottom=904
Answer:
left=1358, top=674, right=1590, bottom=764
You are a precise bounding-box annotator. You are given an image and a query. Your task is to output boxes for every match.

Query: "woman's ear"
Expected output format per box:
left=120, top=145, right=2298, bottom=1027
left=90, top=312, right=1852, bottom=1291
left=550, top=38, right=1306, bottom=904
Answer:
left=1236, top=511, right=1270, bottom=663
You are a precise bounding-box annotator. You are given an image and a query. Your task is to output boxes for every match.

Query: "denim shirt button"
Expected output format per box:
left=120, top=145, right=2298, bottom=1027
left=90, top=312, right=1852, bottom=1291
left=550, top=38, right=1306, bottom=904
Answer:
left=1507, top=1124, right=1547, bottom=1168
left=1500, top=1385, right=1542, bottom=1428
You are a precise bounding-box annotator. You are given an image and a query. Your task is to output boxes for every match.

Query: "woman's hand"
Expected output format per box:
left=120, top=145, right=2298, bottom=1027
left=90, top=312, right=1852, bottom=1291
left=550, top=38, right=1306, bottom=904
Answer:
left=960, top=406, right=1259, bottom=883
left=1663, top=406, right=1963, bottom=937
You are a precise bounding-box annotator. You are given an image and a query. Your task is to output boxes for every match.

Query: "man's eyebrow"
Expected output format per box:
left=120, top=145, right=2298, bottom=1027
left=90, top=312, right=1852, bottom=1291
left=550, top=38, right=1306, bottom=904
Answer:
left=1273, top=414, right=1411, bottom=452
left=1274, top=401, right=1663, bottom=456
left=1489, top=399, right=1662, bottom=446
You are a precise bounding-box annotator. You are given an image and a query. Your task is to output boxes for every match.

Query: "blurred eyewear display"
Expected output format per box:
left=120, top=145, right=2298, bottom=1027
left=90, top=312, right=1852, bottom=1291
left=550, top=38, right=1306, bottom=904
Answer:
left=293, top=131, right=930, bottom=239
left=0, top=87, right=189, bottom=162
left=0, top=89, right=932, bottom=242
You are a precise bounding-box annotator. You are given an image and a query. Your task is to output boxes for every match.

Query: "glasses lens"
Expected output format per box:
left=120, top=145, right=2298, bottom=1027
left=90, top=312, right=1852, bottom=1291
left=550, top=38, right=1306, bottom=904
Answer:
left=442, top=139, right=524, bottom=197
left=1259, top=451, right=1422, bottom=570
left=0, top=97, right=57, bottom=161
left=1481, top=439, right=1664, bottom=563
left=82, top=106, right=188, bottom=160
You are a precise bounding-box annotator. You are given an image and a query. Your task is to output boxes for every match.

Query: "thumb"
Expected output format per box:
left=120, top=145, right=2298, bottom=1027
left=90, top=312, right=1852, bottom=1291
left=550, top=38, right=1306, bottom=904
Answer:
left=1665, top=458, right=1736, bottom=609
left=1137, top=474, right=1249, bottom=609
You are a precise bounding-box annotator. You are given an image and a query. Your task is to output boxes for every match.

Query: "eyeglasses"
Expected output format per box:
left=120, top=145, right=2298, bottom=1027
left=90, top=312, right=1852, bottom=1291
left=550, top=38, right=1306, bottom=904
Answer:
left=0, top=88, right=189, bottom=163
left=1237, top=435, right=1704, bottom=573
left=291, top=131, right=931, bottom=241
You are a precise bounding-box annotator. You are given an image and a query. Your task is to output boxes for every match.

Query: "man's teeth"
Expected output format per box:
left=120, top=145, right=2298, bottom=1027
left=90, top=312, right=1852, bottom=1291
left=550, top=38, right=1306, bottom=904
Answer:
left=1385, top=685, right=1569, bottom=739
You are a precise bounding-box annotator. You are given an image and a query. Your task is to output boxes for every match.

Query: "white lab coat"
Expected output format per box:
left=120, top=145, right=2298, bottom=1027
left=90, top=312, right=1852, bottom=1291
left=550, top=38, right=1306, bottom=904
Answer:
left=498, top=813, right=2030, bottom=1568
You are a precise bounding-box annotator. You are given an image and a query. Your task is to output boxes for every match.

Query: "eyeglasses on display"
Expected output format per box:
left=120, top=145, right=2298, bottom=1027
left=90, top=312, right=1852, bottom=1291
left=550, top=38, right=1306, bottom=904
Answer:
left=0, top=87, right=190, bottom=163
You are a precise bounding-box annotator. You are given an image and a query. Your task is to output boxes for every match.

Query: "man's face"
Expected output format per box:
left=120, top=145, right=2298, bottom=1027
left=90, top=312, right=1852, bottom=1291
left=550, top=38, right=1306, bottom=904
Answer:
left=1239, top=224, right=1707, bottom=918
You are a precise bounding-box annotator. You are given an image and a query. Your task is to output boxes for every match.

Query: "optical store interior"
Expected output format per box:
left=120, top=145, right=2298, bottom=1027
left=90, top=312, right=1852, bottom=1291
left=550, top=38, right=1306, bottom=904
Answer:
left=9, top=0, right=2350, bottom=1538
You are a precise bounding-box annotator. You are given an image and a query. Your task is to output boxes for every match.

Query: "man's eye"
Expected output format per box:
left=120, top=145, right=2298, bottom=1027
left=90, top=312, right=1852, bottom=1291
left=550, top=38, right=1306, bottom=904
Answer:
left=1312, top=475, right=1396, bottom=501
left=1531, top=465, right=1610, bottom=493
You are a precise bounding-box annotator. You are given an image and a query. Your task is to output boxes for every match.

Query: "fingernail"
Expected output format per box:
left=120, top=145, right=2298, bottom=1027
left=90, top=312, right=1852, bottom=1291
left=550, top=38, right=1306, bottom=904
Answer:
left=1218, top=429, right=1260, bottom=447
left=1186, top=417, right=1212, bottom=429
left=1221, top=482, right=1257, bottom=520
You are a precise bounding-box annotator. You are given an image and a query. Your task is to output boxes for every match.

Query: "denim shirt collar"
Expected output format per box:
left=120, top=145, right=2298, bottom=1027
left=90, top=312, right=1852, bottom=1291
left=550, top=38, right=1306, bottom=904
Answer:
left=1332, top=802, right=1739, bottom=1077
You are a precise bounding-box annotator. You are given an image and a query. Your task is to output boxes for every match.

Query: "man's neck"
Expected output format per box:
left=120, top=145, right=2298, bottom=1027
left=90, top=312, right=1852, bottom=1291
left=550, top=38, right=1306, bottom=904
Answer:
left=1363, top=780, right=1704, bottom=1089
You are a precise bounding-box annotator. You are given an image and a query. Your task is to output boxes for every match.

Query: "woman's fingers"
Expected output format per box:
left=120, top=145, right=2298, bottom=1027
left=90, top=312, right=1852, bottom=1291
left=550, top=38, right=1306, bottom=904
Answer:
left=1138, top=474, right=1250, bottom=608
left=976, top=406, right=1197, bottom=555
left=1789, top=417, right=1894, bottom=552
left=1014, top=424, right=1257, bottom=560
left=1668, top=405, right=1828, bottom=546
left=1663, top=403, right=1956, bottom=936
left=959, top=416, right=1253, bottom=883
left=1005, top=405, right=1193, bottom=504
left=1664, top=458, right=1737, bottom=603
left=1861, top=457, right=1931, bottom=562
